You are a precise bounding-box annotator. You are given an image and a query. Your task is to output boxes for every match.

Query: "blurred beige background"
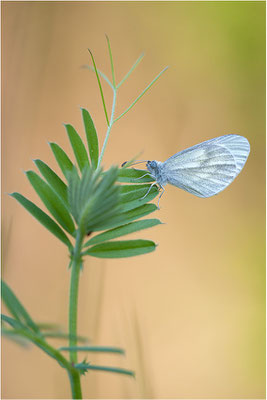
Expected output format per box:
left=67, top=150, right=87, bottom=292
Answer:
left=2, top=1, right=265, bottom=399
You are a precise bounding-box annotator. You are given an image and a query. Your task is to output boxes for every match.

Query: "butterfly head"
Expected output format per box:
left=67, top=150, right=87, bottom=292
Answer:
left=146, top=160, right=158, bottom=174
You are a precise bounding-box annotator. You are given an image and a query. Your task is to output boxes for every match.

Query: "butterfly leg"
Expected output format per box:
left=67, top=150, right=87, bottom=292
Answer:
left=132, top=173, right=152, bottom=181
left=140, top=182, right=158, bottom=200
left=157, top=185, right=165, bottom=209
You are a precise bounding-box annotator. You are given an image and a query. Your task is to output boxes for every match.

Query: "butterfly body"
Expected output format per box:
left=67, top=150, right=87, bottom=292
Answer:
left=145, top=134, right=250, bottom=200
left=146, top=160, right=167, bottom=186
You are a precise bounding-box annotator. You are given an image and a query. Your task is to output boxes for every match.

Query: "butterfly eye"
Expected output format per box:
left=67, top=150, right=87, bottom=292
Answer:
left=150, top=161, right=157, bottom=168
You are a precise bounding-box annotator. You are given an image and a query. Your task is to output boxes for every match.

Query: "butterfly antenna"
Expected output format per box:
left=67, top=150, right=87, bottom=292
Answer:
left=121, top=160, right=148, bottom=167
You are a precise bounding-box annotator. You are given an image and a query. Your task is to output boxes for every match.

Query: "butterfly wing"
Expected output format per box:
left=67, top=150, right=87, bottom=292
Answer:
left=200, top=134, right=250, bottom=175
left=163, top=134, right=250, bottom=198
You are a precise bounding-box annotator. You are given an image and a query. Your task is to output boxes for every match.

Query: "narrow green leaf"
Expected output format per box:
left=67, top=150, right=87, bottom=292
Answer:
left=66, top=166, right=120, bottom=234
left=2, top=329, right=29, bottom=347
left=59, top=346, right=124, bottom=354
left=77, top=166, right=121, bottom=233
left=37, top=323, right=61, bottom=331
left=2, top=314, right=51, bottom=354
left=81, top=108, right=99, bottom=169
left=88, top=49, right=110, bottom=125
left=49, top=142, right=74, bottom=180
left=84, top=239, right=156, bottom=258
left=34, top=159, right=68, bottom=207
left=81, top=364, right=135, bottom=377
left=105, top=35, right=116, bottom=87
left=64, top=124, right=90, bottom=172
left=118, top=168, right=154, bottom=183
left=94, top=203, right=158, bottom=231
left=67, top=166, right=81, bottom=224
left=1, top=314, right=28, bottom=331
left=43, top=332, right=89, bottom=343
left=26, top=171, right=75, bottom=235
left=10, top=193, right=73, bottom=248
left=2, top=315, right=72, bottom=370
left=1, top=281, right=40, bottom=334
left=77, top=168, right=97, bottom=228
left=84, top=219, right=162, bottom=247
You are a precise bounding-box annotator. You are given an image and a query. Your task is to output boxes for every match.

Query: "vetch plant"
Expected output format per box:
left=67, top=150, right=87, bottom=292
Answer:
left=2, top=37, right=167, bottom=399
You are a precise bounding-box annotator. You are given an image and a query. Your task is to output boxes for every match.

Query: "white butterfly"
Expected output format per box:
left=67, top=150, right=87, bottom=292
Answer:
left=131, top=135, right=250, bottom=207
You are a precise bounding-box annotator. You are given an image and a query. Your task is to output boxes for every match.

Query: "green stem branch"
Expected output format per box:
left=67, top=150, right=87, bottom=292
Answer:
left=68, top=229, right=83, bottom=399
left=98, top=88, right=117, bottom=167
left=117, top=53, right=144, bottom=89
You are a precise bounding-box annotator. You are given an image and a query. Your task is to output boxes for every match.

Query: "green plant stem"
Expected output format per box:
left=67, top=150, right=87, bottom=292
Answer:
left=68, top=229, right=83, bottom=399
left=98, top=88, right=117, bottom=167
left=68, top=370, right=83, bottom=400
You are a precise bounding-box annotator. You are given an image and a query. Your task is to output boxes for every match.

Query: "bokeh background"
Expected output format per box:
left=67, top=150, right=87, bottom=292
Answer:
left=2, top=1, right=265, bottom=399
